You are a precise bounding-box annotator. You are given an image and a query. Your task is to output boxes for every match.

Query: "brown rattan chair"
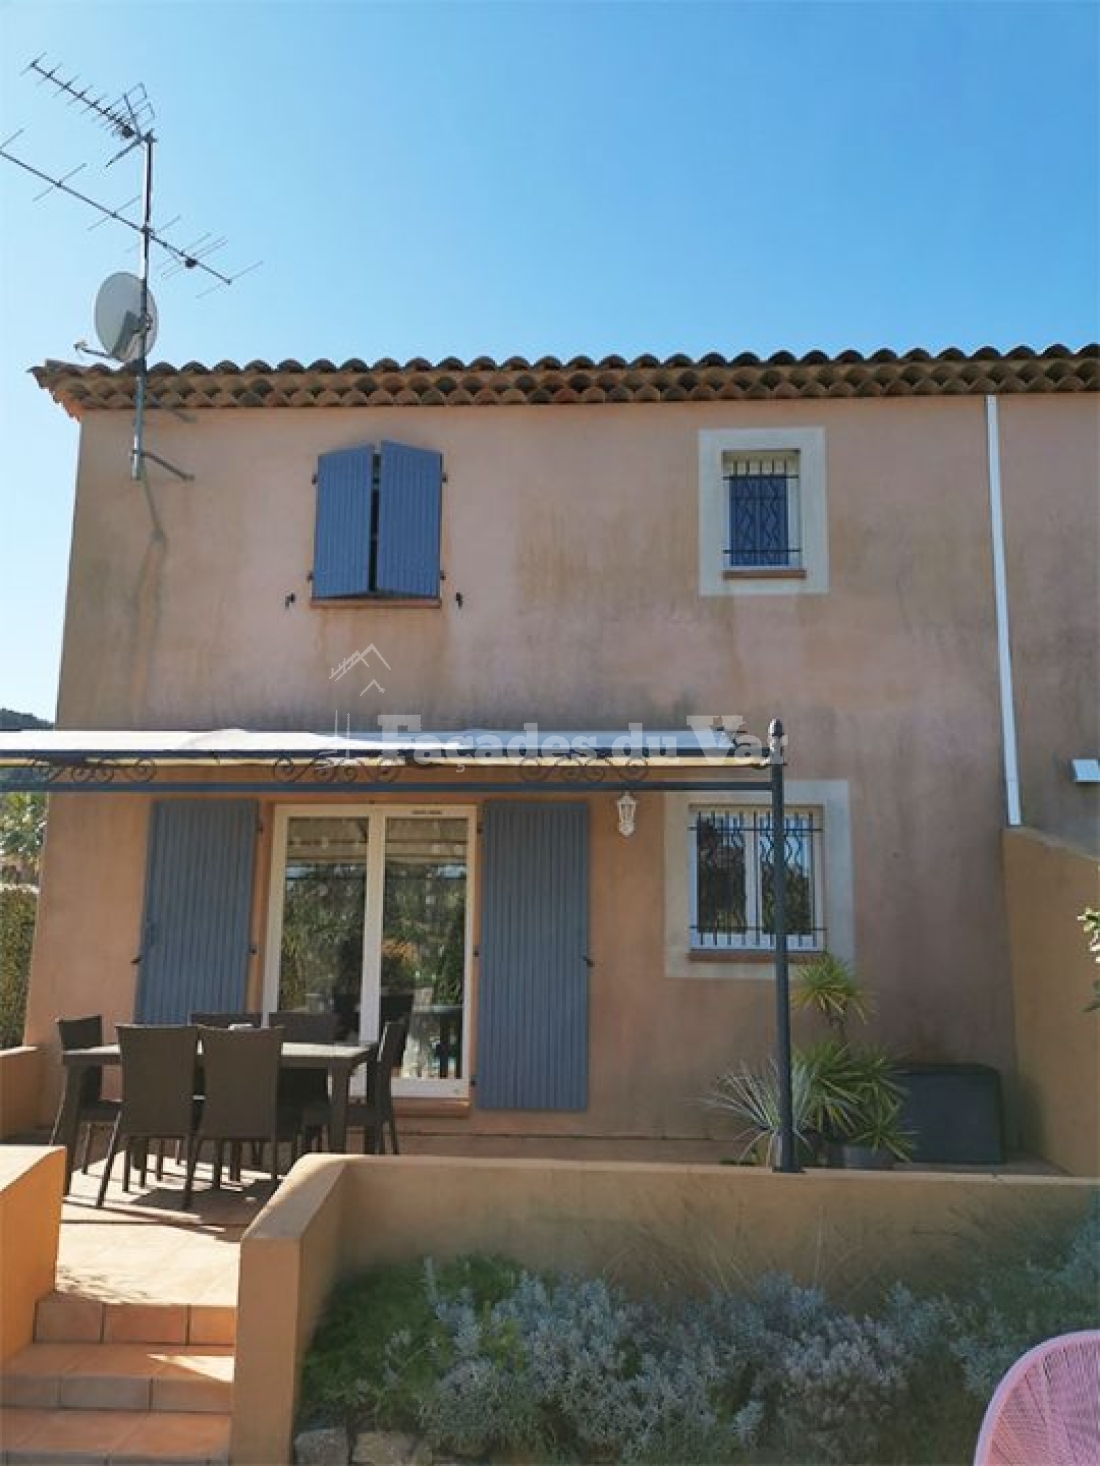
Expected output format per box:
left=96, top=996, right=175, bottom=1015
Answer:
left=361, top=1019, right=406, bottom=1155
left=184, top=1025, right=296, bottom=1208
left=53, top=1015, right=120, bottom=1174
left=268, top=1010, right=335, bottom=1149
left=96, top=1025, right=199, bottom=1208
left=183, top=1012, right=262, bottom=1165
left=270, top=1010, right=339, bottom=1153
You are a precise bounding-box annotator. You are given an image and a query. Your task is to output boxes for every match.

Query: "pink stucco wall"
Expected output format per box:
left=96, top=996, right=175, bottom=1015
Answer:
left=26, top=391, right=1099, bottom=1140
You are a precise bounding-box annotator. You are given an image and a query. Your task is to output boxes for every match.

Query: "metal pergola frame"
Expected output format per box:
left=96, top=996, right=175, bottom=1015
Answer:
left=0, top=719, right=799, bottom=1172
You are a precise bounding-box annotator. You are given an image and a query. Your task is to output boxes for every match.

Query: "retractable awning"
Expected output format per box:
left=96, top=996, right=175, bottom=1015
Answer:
left=0, top=723, right=784, bottom=794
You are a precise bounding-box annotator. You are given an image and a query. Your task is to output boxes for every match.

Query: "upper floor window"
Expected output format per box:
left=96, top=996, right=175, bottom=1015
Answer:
left=313, top=440, right=442, bottom=603
left=698, top=427, right=828, bottom=596
left=724, top=450, right=801, bottom=570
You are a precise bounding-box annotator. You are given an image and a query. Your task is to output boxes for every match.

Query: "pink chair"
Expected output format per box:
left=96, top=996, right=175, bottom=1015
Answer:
left=974, top=1330, right=1100, bottom=1465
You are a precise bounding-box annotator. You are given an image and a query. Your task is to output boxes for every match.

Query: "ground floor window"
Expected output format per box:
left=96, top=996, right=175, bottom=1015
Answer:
left=263, top=805, right=474, bottom=1097
left=689, top=806, right=825, bottom=952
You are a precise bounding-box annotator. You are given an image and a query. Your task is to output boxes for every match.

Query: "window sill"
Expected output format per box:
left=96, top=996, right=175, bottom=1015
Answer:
left=722, top=567, right=807, bottom=581
left=688, top=949, right=820, bottom=964
left=311, top=595, right=442, bottom=609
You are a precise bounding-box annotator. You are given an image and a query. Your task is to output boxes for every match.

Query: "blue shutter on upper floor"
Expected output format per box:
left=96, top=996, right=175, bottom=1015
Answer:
left=313, top=445, right=374, bottom=598
left=134, top=800, right=258, bottom=1024
left=375, top=441, right=443, bottom=598
left=476, top=802, right=589, bottom=1110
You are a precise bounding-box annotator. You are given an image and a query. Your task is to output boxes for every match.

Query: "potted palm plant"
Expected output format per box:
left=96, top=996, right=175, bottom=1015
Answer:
left=794, top=954, right=913, bottom=1168
left=705, top=955, right=912, bottom=1168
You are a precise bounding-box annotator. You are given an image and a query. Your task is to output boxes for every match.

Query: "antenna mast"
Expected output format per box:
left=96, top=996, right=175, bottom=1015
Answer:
left=1, top=56, right=260, bottom=481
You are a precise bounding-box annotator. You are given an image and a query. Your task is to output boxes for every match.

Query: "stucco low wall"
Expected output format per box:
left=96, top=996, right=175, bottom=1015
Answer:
left=0, top=1047, right=45, bottom=1140
left=1004, top=828, right=1100, bottom=1177
left=0, top=1146, right=64, bottom=1360
left=233, top=1154, right=1095, bottom=1465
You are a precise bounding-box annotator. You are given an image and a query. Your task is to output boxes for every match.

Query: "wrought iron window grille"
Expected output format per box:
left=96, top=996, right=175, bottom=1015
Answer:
left=690, top=807, right=824, bottom=950
left=724, top=455, right=803, bottom=569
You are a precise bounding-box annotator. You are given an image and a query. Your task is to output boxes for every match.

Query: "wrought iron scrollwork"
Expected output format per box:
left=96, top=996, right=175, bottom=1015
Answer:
left=22, top=757, right=158, bottom=787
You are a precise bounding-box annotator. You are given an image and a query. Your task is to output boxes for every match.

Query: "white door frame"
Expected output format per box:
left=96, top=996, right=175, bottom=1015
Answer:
left=263, top=803, right=476, bottom=1098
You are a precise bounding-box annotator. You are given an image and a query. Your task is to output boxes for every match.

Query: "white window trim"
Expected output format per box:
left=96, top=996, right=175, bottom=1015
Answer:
left=687, top=805, right=825, bottom=953
left=263, top=803, right=476, bottom=1098
left=664, top=782, right=853, bottom=979
left=698, top=426, right=829, bottom=596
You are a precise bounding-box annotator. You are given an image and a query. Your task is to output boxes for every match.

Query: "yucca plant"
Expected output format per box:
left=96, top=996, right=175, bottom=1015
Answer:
left=794, top=954, right=913, bottom=1163
left=843, top=1080, right=912, bottom=1160
left=792, top=952, right=869, bottom=1042
left=799, top=1037, right=863, bottom=1138
left=706, top=1058, right=817, bottom=1167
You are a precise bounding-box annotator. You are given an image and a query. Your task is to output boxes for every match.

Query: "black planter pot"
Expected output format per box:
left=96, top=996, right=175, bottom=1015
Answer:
left=825, top=1141, right=896, bottom=1170
left=895, top=1063, right=1004, bottom=1164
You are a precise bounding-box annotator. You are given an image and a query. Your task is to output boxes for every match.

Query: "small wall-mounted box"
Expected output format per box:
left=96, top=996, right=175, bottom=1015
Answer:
left=1070, top=758, right=1100, bottom=784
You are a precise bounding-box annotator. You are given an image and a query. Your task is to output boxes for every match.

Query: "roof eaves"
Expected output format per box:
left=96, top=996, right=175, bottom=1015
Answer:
left=31, top=345, right=1100, bottom=417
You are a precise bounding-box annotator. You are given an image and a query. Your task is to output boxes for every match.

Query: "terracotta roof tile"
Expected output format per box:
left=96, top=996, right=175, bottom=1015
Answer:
left=30, top=345, right=1099, bottom=418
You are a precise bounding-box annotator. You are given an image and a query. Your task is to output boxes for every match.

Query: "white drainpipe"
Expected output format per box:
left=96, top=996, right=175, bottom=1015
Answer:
left=985, top=394, right=1022, bottom=826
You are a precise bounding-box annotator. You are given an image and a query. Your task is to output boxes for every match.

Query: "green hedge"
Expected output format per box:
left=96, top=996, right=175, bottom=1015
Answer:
left=0, top=883, right=36, bottom=1048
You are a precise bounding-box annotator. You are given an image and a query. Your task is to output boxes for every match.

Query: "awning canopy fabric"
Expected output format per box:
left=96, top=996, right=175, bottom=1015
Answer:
left=0, top=724, right=783, bottom=794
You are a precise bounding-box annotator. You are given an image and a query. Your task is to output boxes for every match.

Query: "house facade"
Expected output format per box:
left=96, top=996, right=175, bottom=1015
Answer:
left=9, top=345, right=1098, bottom=1144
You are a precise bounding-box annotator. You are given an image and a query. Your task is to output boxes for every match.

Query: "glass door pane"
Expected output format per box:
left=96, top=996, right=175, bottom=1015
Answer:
left=380, top=817, right=469, bottom=1083
left=277, top=816, right=368, bottom=1040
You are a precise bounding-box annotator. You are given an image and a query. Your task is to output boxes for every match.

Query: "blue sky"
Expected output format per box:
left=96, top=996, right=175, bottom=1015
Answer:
left=1, top=0, right=1097, bottom=721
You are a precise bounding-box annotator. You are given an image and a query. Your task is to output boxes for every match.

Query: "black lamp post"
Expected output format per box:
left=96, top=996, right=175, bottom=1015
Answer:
left=769, top=717, right=800, bottom=1173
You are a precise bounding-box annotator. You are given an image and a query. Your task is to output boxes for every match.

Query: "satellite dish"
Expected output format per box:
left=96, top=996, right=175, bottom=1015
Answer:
left=93, top=272, right=158, bottom=363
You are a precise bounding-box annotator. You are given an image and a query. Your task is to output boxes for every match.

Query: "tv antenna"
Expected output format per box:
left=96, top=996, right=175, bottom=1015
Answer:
left=0, top=55, right=262, bottom=481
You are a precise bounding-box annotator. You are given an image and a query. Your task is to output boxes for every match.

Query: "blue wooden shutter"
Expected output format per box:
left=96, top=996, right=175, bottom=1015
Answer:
left=375, top=441, right=442, bottom=597
left=313, top=445, right=374, bottom=598
left=476, top=802, right=589, bottom=1110
left=135, top=800, right=257, bottom=1023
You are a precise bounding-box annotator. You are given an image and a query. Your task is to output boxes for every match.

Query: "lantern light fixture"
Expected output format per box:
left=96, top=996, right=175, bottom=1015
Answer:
left=616, top=790, right=637, bottom=837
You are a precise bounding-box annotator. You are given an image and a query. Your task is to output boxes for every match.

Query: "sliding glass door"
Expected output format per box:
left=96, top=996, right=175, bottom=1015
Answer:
left=264, top=806, right=474, bottom=1097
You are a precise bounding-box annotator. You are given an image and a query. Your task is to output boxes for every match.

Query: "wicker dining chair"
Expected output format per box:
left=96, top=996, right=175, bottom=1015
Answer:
left=361, top=1019, right=406, bottom=1156
left=53, top=1015, right=120, bottom=1174
left=184, top=1025, right=296, bottom=1208
left=270, top=1010, right=339, bottom=1153
left=96, top=1025, right=199, bottom=1208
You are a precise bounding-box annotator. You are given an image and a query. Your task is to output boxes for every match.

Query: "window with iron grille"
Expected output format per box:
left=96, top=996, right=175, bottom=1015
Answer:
left=698, top=427, right=826, bottom=596
left=724, top=451, right=802, bottom=569
left=689, top=807, right=824, bottom=951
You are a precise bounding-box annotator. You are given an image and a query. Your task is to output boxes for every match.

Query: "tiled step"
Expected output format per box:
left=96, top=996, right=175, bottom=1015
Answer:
left=0, top=1405, right=230, bottom=1463
left=34, top=1293, right=235, bottom=1347
left=1, top=1341, right=233, bottom=1414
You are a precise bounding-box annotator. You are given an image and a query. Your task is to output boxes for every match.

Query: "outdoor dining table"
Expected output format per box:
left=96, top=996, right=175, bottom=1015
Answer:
left=51, top=1038, right=376, bottom=1191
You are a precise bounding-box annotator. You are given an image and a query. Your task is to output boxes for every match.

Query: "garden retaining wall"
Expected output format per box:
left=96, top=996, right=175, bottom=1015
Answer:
left=1003, top=826, right=1100, bottom=1177
left=232, top=1154, right=1096, bottom=1465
